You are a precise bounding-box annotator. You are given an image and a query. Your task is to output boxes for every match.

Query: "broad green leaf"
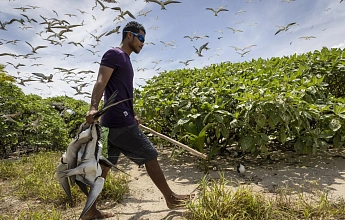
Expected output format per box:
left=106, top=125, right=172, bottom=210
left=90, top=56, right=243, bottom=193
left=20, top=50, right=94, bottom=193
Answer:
left=279, top=128, right=287, bottom=144
left=294, top=138, right=304, bottom=153
left=239, top=136, right=254, bottom=152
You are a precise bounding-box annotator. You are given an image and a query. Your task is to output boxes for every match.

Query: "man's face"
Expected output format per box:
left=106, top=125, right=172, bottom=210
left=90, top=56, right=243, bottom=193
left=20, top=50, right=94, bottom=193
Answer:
left=129, top=30, right=145, bottom=54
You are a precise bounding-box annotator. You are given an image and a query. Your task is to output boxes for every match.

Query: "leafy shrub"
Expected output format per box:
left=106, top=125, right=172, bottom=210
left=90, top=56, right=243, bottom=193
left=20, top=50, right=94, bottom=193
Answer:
left=135, top=47, right=345, bottom=158
left=0, top=79, right=89, bottom=157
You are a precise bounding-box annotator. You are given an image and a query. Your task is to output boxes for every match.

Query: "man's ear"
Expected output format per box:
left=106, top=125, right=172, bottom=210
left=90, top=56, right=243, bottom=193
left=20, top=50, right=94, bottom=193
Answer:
left=126, top=31, right=132, bottom=39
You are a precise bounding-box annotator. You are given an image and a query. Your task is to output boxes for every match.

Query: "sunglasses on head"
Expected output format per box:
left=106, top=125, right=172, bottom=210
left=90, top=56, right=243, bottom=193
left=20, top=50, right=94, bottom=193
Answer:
left=124, top=31, right=145, bottom=43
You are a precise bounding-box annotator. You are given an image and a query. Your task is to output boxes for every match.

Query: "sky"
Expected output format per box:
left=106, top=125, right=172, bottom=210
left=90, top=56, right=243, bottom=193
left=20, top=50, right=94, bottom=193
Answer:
left=0, top=0, right=345, bottom=103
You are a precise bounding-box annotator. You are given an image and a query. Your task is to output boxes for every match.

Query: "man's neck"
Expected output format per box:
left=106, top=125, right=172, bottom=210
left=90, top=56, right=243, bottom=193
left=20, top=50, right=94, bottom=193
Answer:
left=118, top=43, right=132, bottom=56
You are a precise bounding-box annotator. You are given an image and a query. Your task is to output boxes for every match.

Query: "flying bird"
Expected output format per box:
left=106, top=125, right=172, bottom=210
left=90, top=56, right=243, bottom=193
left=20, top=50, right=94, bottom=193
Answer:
left=0, top=52, right=19, bottom=58
left=25, top=41, right=48, bottom=53
left=160, top=40, right=176, bottom=47
left=17, top=77, right=38, bottom=86
left=179, top=59, right=194, bottom=66
left=193, top=42, right=209, bottom=57
left=111, top=7, right=136, bottom=20
left=205, top=7, right=229, bottom=16
left=183, top=35, right=196, bottom=41
left=145, top=0, right=182, bottom=10
left=243, top=44, right=257, bottom=50
left=6, top=62, right=25, bottom=69
left=95, top=0, right=109, bottom=11
left=193, top=35, right=209, bottom=40
left=275, top=22, right=297, bottom=35
left=105, top=25, right=121, bottom=36
left=86, top=49, right=100, bottom=55
left=13, top=6, right=31, bottom=12
left=31, top=73, right=53, bottom=82
left=88, top=31, right=107, bottom=42
left=0, top=18, right=25, bottom=30
left=227, top=27, right=243, bottom=33
left=138, top=9, right=152, bottom=16
left=235, top=10, right=246, bottom=15
left=237, top=50, right=251, bottom=57
left=299, top=36, right=316, bottom=40
left=20, top=14, right=37, bottom=23
left=68, top=41, right=84, bottom=48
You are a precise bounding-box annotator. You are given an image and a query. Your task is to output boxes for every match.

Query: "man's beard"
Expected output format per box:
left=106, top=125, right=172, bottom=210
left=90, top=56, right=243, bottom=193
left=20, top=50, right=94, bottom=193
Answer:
left=130, top=41, right=140, bottom=54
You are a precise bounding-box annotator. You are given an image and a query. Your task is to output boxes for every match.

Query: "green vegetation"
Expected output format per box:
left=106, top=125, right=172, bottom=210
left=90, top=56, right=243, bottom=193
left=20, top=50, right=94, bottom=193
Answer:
left=185, top=175, right=345, bottom=220
left=136, top=47, right=345, bottom=159
left=0, top=151, right=129, bottom=220
left=1, top=47, right=345, bottom=219
left=0, top=81, right=90, bottom=158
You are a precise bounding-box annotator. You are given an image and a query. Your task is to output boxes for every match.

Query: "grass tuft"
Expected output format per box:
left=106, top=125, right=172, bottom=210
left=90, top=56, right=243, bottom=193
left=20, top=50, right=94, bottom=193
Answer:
left=185, top=173, right=345, bottom=220
left=0, top=151, right=129, bottom=219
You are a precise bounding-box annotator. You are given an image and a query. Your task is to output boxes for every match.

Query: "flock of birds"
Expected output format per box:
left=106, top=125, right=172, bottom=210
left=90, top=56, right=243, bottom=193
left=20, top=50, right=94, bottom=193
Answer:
left=0, top=1, right=343, bottom=218
left=0, top=0, right=343, bottom=101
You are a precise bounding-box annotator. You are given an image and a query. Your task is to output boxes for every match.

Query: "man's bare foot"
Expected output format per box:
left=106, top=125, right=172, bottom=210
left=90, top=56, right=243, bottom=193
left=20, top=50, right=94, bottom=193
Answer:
left=80, top=209, right=114, bottom=220
left=166, top=193, right=195, bottom=209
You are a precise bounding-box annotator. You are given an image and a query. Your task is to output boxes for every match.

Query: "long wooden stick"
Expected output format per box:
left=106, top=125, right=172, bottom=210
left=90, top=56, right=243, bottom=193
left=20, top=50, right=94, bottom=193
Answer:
left=139, top=124, right=208, bottom=160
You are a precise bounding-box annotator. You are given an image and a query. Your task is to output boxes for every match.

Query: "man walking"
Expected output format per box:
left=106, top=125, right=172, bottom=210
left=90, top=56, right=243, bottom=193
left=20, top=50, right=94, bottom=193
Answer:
left=85, top=21, right=193, bottom=220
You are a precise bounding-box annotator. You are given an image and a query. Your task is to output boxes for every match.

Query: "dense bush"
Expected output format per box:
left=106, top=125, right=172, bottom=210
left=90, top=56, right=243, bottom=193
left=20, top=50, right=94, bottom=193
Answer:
left=0, top=79, right=89, bottom=158
left=135, top=47, right=345, bottom=159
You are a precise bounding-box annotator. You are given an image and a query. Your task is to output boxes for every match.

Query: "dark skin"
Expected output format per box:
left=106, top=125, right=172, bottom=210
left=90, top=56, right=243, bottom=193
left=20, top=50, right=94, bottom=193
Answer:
left=83, top=30, right=193, bottom=220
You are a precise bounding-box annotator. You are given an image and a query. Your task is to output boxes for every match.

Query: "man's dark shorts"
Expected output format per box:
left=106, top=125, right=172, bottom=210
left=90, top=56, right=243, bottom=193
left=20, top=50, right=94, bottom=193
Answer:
left=106, top=124, right=158, bottom=166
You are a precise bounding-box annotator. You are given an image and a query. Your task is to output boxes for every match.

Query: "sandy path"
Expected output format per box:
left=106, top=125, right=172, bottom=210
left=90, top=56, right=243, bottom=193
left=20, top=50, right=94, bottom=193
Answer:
left=73, top=146, right=345, bottom=220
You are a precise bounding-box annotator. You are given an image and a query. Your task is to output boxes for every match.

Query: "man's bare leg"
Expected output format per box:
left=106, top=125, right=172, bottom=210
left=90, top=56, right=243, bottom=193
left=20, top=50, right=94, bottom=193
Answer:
left=145, top=158, right=194, bottom=209
left=80, top=165, right=114, bottom=220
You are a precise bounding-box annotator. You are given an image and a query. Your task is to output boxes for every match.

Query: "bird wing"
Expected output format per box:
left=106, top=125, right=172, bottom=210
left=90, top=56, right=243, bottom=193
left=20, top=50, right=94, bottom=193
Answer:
left=111, top=6, right=121, bottom=11
left=35, top=45, right=48, bottom=50
left=193, top=45, right=199, bottom=52
left=243, top=45, right=257, bottom=50
left=32, top=72, right=47, bottom=79
left=56, top=163, right=72, bottom=201
left=78, top=177, right=105, bottom=220
left=286, top=22, right=297, bottom=29
left=65, top=124, right=92, bottom=185
left=205, top=8, right=216, bottom=12
left=25, top=41, right=34, bottom=50
left=124, top=11, right=136, bottom=19
left=200, top=42, right=209, bottom=52
left=227, top=27, right=235, bottom=32
left=75, top=179, right=89, bottom=196
left=96, top=0, right=107, bottom=9
left=275, top=28, right=284, bottom=35
left=164, top=0, right=182, bottom=5
left=146, top=0, right=161, bottom=4
left=97, top=31, right=108, bottom=39
left=218, top=8, right=229, bottom=12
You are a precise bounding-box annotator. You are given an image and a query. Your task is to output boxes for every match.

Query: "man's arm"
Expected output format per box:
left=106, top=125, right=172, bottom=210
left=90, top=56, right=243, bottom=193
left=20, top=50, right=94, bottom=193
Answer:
left=86, top=65, right=114, bottom=123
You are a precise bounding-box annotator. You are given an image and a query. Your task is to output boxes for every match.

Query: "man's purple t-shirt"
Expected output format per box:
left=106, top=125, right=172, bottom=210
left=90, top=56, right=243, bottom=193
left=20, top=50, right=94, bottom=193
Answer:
left=100, top=47, right=136, bottom=128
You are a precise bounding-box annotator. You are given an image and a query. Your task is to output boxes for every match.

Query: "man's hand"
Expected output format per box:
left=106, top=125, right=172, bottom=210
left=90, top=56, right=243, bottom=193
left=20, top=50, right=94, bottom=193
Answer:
left=86, top=109, right=98, bottom=124
left=134, top=115, right=141, bottom=125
